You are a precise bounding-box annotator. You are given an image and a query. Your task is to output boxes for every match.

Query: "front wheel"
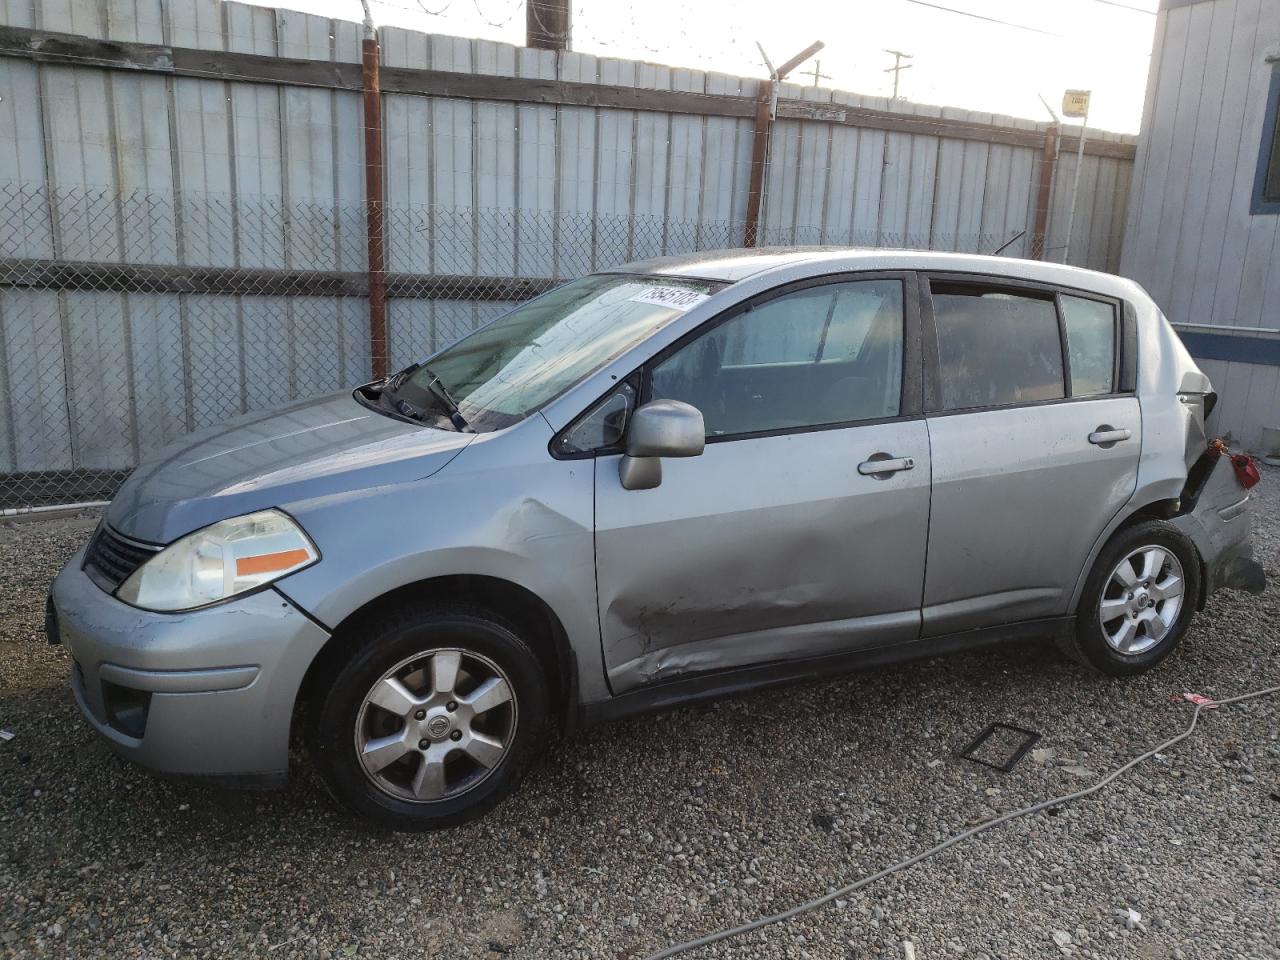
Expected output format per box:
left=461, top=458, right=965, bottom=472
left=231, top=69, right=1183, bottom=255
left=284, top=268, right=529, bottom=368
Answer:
left=308, top=604, right=549, bottom=830
left=1063, top=520, right=1201, bottom=676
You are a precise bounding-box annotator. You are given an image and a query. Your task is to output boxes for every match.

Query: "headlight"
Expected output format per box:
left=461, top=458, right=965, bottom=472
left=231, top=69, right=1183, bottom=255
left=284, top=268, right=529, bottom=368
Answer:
left=117, top=509, right=318, bottom=612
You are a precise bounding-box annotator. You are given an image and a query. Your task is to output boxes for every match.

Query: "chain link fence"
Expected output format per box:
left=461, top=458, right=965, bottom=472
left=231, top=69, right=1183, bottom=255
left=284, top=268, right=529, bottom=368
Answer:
left=0, top=178, right=1042, bottom=512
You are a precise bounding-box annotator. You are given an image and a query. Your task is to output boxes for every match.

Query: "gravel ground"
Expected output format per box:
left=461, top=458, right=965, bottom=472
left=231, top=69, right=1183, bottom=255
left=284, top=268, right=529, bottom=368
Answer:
left=1, top=473, right=1278, bottom=960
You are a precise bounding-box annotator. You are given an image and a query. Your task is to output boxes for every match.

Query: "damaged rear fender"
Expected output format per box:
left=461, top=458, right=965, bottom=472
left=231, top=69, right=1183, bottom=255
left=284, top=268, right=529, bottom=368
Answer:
left=1168, top=454, right=1266, bottom=602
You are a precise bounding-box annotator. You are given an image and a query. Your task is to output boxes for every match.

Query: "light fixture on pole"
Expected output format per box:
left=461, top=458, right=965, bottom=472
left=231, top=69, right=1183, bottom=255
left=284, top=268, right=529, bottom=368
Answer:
left=1061, top=89, right=1092, bottom=264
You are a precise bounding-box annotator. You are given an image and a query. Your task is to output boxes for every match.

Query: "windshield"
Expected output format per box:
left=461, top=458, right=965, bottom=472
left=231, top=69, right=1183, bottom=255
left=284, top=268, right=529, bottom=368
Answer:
left=380, top=274, right=724, bottom=431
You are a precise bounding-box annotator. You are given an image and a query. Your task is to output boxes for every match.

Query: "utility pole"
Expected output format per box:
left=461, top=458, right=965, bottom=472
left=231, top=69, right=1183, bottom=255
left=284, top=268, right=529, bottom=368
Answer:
left=799, top=59, right=831, bottom=88
left=527, top=0, right=570, bottom=51
left=883, top=48, right=913, bottom=99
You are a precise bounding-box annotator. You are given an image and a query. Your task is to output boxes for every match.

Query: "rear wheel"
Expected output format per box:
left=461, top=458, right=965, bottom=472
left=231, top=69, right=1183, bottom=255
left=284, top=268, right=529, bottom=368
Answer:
left=1063, top=520, right=1201, bottom=676
left=308, top=605, right=548, bottom=830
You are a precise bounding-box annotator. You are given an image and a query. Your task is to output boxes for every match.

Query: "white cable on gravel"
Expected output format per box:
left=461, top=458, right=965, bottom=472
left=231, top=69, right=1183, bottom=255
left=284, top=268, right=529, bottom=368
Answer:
left=639, top=684, right=1280, bottom=960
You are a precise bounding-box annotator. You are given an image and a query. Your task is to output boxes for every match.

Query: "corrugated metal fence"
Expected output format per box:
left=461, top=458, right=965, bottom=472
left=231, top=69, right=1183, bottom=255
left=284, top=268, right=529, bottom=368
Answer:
left=0, top=0, right=1136, bottom=509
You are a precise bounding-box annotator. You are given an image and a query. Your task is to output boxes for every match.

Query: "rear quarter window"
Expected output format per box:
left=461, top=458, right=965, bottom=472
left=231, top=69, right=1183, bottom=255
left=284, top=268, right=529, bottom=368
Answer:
left=1061, top=295, right=1116, bottom=397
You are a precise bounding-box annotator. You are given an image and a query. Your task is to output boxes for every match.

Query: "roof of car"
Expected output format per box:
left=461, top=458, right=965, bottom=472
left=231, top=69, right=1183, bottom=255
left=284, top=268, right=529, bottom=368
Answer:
left=613, top=246, right=1132, bottom=293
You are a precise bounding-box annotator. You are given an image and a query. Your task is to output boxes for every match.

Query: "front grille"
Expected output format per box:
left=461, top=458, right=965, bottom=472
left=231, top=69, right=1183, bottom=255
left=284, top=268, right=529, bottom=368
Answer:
left=83, top=524, right=160, bottom=592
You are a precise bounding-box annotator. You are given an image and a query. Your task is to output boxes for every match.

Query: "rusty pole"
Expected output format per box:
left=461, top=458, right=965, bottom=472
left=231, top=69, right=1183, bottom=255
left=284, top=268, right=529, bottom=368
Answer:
left=742, top=41, right=824, bottom=248
left=361, top=35, right=388, bottom=379
left=526, top=0, right=571, bottom=51
left=743, top=80, right=773, bottom=247
left=1031, top=122, right=1060, bottom=261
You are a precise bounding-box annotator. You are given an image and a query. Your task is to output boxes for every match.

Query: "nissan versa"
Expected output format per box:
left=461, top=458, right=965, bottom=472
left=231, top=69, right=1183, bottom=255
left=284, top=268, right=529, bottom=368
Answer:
left=49, top=248, right=1265, bottom=829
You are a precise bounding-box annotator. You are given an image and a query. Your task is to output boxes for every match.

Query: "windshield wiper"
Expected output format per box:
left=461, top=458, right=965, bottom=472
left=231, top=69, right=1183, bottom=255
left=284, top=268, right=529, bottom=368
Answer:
left=376, top=362, right=469, bottom=431
left=418, top=367, right=471, bottom=433
left=383, top=361, right=420, bottom=394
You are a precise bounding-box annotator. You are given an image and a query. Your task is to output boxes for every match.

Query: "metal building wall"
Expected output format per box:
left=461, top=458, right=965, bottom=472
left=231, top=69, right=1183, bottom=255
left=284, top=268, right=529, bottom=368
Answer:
left=0, top=0, right=1136, bottom=506
left=1122, top=0, right=1280, bottom=452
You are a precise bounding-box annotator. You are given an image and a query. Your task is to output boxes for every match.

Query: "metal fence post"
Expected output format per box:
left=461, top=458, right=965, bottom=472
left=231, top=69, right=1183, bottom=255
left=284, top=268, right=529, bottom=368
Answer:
left=743, top=79, right=773, bottom=247
left=361, top=33, right=388, bottom=379
left=1032, top=123, right=1060, bottom=260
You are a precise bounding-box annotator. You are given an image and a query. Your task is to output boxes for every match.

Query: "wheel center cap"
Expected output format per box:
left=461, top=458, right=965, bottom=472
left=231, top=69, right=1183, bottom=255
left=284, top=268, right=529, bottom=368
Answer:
left=425, top=714, right=452, bottom=740
left=1134, top=589, right=1150, bottom=609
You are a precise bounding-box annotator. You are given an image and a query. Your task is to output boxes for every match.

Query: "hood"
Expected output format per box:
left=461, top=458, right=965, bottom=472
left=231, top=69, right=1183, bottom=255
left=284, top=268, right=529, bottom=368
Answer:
left=107, top=391, right=475, bottom=543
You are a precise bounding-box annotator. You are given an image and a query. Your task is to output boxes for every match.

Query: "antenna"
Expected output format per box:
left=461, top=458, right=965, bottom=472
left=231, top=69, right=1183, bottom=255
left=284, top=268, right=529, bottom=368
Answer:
left=989, top=229, right=1028, bottom=256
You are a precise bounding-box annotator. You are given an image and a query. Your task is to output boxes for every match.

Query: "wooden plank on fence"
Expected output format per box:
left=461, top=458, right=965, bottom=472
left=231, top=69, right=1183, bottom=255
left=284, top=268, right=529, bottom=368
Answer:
left=173, top=45, right=362, bottom=89
left=381, top=64, right=755, bottom=120
left=0, top=24, right=173, bottom=70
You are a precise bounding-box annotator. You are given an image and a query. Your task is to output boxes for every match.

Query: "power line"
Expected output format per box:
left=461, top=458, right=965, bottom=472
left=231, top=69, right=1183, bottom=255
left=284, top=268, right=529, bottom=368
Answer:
left=1090, top=0, right=1157, bottom=13
left=902, top=0, right=1066, bottom=38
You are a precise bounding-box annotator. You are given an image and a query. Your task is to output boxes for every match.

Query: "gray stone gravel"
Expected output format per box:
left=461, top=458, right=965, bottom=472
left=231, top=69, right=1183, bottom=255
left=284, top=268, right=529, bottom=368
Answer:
left=2, top=471, right=1278, bottom=960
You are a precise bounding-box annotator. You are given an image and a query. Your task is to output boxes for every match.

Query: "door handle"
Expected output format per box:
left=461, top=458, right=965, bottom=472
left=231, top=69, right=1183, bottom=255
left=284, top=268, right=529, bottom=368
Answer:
left=1088, top=426, right=1132, bottom=446
left=858, top=455, right=915, bottom=476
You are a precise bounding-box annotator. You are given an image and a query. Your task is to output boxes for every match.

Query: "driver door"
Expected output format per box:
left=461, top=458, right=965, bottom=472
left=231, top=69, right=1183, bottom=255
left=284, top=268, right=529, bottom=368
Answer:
left=590, top=274, right=932, bottom=693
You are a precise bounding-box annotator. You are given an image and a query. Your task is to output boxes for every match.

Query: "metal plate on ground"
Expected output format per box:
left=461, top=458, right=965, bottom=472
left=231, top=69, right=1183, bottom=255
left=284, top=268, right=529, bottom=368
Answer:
left=959, top=722, right=1041, bottom=772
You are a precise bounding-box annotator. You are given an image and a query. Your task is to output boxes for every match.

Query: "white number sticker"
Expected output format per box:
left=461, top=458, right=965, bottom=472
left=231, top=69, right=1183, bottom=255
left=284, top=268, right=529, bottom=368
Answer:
left=627, top=286, right=711, bottom=311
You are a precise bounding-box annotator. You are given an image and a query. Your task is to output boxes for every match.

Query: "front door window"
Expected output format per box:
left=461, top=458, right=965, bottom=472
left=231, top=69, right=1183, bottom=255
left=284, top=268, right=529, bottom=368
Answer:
left=648, top=279, right=905, bottom=437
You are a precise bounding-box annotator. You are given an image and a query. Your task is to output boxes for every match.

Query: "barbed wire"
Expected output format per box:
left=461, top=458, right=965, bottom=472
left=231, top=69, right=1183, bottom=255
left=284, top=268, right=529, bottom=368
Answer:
left=469, top=0, right=522, bottom=29
left=415, top=0, right=455, bottom=16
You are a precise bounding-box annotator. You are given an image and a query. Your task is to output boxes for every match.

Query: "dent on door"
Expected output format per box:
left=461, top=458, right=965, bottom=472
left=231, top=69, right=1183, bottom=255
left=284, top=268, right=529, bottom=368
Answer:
left=595, top=421, right=932, bottom=691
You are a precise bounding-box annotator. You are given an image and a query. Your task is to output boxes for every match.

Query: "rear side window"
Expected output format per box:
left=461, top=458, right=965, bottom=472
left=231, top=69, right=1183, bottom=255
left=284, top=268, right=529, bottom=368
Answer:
left=933, top=286, right=1064, bottom=410
left=1061, top=295, right=1116, bottom=397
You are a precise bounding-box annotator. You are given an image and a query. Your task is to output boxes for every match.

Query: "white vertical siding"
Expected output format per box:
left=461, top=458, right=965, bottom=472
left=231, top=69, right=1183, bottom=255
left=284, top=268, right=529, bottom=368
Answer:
left=1122, top=0, right=1280, bottom=452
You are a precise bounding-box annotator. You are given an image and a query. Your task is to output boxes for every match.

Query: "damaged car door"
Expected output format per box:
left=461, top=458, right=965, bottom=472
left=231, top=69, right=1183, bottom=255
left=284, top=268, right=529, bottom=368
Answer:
left=591, top=275, right=931, bottom=693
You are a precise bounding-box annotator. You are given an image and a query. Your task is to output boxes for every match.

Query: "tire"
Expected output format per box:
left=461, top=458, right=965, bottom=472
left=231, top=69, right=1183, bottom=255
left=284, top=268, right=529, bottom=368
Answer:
left=308, top=603, right=548, bottom=830
left=1061, top=520, right=1201, bottom=676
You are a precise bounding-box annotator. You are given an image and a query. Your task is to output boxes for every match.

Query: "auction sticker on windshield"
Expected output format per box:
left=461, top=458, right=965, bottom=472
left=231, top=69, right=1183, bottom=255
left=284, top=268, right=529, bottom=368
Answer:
left=628, top=286, right=712, bottom=310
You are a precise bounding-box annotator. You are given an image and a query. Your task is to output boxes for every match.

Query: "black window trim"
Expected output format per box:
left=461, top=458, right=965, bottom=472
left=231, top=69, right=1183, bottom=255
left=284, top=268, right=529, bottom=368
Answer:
left=549, top=373, right=642, bottom=461
left=1251, top=63, right=1280, bottom=216
left=920, top=271, right=1129, bottom=417
left=548, top=270, right=922, bottom=457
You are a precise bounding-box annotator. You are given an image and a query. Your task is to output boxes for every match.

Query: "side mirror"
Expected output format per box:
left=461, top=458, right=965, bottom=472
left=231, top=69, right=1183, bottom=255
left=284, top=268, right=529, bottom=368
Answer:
left=618, top=400, right=705, bottom=490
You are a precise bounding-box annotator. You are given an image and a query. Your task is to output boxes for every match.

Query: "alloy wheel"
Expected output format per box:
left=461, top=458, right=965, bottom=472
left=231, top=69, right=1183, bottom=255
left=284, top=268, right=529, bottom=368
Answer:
left=354, top=648, right=518, bottom=803
left=1098, top=546, right=1185, bottom=656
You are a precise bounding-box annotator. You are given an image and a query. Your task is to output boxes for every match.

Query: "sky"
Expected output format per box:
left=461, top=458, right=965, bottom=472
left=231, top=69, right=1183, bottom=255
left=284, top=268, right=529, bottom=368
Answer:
left=242, top=0, right=1159, bottom=133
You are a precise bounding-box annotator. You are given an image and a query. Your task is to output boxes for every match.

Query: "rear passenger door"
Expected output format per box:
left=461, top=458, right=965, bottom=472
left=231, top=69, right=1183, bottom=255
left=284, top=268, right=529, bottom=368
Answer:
left=920, top=275, right=1140, bottom=636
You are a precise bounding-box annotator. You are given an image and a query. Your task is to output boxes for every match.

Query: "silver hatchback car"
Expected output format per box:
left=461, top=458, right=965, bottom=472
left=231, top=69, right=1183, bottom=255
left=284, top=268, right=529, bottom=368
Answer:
left=49, top=248, right=1264, bottom=829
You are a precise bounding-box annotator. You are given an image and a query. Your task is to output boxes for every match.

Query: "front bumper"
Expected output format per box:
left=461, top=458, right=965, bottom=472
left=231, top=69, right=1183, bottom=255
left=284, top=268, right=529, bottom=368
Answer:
left=50, top=547, right=330, bottom=785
